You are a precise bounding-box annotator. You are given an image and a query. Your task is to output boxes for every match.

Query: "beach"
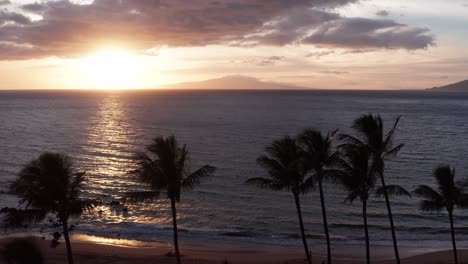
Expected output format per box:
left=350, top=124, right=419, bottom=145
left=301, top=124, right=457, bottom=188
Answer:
left=0, top=235, right=461, bottom=264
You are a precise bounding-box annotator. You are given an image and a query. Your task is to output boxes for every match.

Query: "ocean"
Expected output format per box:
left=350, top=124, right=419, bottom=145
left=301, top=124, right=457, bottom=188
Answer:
left=1, top=89, right=468, bottom=251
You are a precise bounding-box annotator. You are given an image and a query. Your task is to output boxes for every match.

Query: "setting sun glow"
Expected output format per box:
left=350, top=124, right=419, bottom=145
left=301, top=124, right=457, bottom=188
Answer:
left=80, top=48, right=144, bottom=90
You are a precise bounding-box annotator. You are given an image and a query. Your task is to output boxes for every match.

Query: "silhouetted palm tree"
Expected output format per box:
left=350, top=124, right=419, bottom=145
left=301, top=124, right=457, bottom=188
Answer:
left=2, top=152, right=98, bottom=264
left=337, top=146, right=409, bottom=264
left=340, top=114, right=404, bottom=264
left=1, top=238, right=44, bottom=264
left=337, top=146, right=374, bottom=264
left=246, top=136, right=313, bottom=264
left=298, top=129, right=339, bottom=264
left=125, top=135, right=216, bottom=264
left=413, top=165, right=468, bottom=264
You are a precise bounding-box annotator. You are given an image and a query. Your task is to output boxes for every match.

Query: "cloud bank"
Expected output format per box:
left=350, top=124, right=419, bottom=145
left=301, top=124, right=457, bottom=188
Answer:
left=0, top=0, right=435, bottom=60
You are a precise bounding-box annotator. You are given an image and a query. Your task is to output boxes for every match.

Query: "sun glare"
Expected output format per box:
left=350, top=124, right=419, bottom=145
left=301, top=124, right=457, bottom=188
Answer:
left=81, top=48, right=144, bottom=90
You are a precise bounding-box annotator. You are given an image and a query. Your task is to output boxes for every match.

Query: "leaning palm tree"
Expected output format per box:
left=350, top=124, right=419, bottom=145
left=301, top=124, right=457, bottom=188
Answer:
left=337, top=146, right=374, bottom=264
left=125, top=135, right=216, bottom=264
left=413, top=165, right=468, bottom=264
left=298, top=129, right=339, bottom=264
left=2, top=152, right=98, bottom=264
left=246, top=136, right=313, bottom=264
left=338, top=146, right=409, bottom=264
left=339, top=114, right=404, bottom=264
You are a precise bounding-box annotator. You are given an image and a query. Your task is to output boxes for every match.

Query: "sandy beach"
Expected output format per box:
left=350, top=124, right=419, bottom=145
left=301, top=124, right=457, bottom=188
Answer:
left=0, top=235, right=463, bottom=264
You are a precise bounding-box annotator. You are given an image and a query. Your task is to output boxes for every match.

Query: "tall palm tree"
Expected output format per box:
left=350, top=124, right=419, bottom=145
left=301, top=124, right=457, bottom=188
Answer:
left=125, top=135, right=216, bottom=264
left=2, top=152, right=98, bottom=264
left=337, top=146, right=374, bottom=264
left=298, top=129, right=339, bottom=264
left=338, top=146, right=409, bottom=264
left=339, top=114, right=404, bottom=264
left=246, top=136, right=313, bottom=264
left=413, top=165, right=468, bottom=264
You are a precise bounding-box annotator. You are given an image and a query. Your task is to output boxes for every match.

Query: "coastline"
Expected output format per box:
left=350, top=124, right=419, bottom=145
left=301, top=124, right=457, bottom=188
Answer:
left=0, top=235, right=462, bottom=263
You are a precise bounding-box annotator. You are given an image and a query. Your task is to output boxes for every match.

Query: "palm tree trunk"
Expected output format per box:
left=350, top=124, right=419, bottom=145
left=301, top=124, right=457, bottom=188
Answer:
left=379, top=174, right=400, bottom=264
left=318, top=178, right=331, bottom=264
left=448, top=210, right=458, bottom=264
left=294, top=193, right=312, bottom=264
left=61, top=219, right=74, bottom=264
left=170, top=198, right=181, bottom=264
left=363, top=199, right=370, bottom=264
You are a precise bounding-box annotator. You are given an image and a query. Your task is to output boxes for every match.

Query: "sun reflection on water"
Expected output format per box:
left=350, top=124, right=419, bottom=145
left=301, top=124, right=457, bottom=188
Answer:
left=77, top=94, right=181, bottom=234
left=72, top=234, right=155, bottom=248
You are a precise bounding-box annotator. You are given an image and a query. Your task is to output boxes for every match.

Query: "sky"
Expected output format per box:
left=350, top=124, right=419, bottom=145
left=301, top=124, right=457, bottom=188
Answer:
left=0, top=0, right=467, bottom=90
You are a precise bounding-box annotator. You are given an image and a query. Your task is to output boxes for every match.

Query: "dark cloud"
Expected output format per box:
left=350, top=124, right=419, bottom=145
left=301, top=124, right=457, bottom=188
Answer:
left=0, top=0, right=10, bottom=6
left=376, top=10, right=389, bottom=16
left=236, top=55, right=285, bottom=66
left=305, top=50, right=335, bottom=58
left=257, top=56, right=284, bottom=66
left=0, top=0, right=434, bottom=60
left=303, top=18, right=434, bottom=50
left=0, top=11, right=31, bottom=25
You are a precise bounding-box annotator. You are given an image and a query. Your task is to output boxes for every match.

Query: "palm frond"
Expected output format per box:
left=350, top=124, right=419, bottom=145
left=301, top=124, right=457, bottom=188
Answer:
left=299, top=175, right=315, bottom=194
left=264, top=136, right=302, bottom=169
left=8, top=152, right=94, bottom=221
left=245, top=177, right=286, bottom=191
left=434, top=165, right=456, bottom=198
left=344, top=190, right=360, bottom=204
left=376, top=185, right=411, bottom=198
left=256, top=155, right=285, bottom=180
left=420, top=200, right=444, bottom=212
left=382, top=144, right=404, bottom=159
left=67, top=199, right=100, bottom=217
left=351, top=114, right=382, bottom=148
left=323, top=169, right=347, bottom=184
left=382, top=116, right=401, bottom=148
left=124, top=191, right=161, bottom=204
left=413, top=185, right=443, bottom=201
left=338, top=134, right=365, bottom=148
left=1, top=208, right=47, bottom=229
left=456, top=194, right=468, bottom=209
left=182, top=165, right=216, bottom=190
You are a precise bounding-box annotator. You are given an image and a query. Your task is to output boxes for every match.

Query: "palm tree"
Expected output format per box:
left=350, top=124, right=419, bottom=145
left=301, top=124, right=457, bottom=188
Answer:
left=413, top=165, right=468, bottom=264
left=337, top=146, right=374, bottom=264
left=337, top=146, right=409, bottom=264
left=246, top=136, right=313, bottom=264
left=340, top=114, right=404, bottom=264
left=298, top=129, right=339, bottom=264
left=2, top=152, right=98, bottom=264
left=125, top=135, right=216, bottom=264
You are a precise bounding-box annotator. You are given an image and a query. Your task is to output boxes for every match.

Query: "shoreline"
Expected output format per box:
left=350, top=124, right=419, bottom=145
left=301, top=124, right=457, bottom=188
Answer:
left=0, top=235, right=463, bottom=263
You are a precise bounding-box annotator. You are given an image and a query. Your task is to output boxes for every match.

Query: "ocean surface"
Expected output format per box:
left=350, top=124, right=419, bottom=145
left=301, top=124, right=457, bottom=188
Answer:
left=1, top=89, right=468, bottom=251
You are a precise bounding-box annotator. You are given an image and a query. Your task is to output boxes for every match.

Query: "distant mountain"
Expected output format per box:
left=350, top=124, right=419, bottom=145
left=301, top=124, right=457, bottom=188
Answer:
left=157, top=76, right=312, bottom=90
left=427, top=79, right=468, bottom=92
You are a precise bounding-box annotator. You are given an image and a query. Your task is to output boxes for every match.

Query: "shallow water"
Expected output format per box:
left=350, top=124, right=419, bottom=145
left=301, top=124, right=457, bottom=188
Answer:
left=1, top=89, right=468, bottom=250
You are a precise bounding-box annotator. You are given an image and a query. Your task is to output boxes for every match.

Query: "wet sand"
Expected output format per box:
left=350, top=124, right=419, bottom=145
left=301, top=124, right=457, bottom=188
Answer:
left=0, top=236, right=463, bottom=263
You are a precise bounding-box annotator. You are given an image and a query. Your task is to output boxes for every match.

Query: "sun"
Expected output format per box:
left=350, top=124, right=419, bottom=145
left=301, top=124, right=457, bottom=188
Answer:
left=80, top=48, right=144, bottom=90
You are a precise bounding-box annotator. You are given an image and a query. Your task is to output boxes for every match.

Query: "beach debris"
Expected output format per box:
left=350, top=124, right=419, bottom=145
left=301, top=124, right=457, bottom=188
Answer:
left=50, top=231, right=62, bottom=248
left=52, top=232, right=61, bottom=240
